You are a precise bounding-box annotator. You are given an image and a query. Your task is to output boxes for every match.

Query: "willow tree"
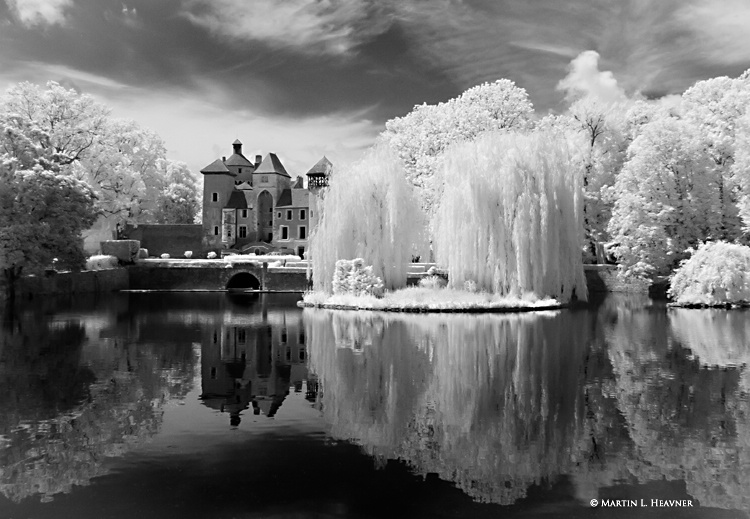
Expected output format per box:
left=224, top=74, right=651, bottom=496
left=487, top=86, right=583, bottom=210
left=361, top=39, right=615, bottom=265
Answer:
left=433, top=130, right=587, bottom=303
left=309, top=144, right=428, bottom=294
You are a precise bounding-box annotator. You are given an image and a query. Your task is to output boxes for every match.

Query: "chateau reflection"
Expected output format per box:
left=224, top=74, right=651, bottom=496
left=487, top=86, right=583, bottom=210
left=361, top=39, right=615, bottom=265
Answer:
left=305, top=299, right=750, bottom=514
left=199, top=296, right=309, bottom=426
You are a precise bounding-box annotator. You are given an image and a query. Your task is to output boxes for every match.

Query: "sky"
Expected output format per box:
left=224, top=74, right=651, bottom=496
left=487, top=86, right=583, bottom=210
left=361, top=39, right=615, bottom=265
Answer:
left=1, top=0, right=750, bottom=178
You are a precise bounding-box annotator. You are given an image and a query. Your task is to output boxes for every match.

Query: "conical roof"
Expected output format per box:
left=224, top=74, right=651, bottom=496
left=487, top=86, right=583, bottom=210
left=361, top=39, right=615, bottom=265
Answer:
left=201, top=158, right=231, bottom=174
left=254, top=153, right=290, bottom=177
left=306, top=156, right=332, bottom=176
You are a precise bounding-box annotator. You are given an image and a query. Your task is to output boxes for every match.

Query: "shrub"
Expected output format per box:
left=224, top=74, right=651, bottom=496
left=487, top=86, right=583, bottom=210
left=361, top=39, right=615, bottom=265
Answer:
left=669, top=241, right=750, bottom=305
left=86, top=255, right=119, bottom=271
left=419, top=275, right=447, bottom=289
left=184, top=251, right=193, bottom=258
left=332, top=258, right=384, bottom=297
left=160, top=253, right=170, bottom=259
left=207, top=251, right=217, bottom=259
left=464, top=279, right=478, bottom=292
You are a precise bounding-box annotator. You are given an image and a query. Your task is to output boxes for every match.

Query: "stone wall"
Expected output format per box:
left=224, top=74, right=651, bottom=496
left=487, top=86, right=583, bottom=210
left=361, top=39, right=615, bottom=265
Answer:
left=123, top=225, right=203, bottom=258
left=265, top=267, right=311, bottom=292
left=9, top=269, right=130, bottom=301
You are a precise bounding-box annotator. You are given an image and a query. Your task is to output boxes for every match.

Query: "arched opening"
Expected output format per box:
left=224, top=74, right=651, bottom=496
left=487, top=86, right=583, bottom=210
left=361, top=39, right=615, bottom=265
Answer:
left=226, top=272, right=261, bottom=291
left=257, top=190, right=274, bottom=243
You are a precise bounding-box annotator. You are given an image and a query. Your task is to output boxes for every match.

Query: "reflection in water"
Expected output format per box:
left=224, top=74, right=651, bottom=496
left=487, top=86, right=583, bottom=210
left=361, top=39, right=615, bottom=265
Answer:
left=199, top=299, right=308, bottom=426
left=607, top=307, right=750, bottom=511
left=0, top=295, right=197, bottom=503
left=306, top=309, right=601, bottom=504
left=306, top=302, right=750, bottom=512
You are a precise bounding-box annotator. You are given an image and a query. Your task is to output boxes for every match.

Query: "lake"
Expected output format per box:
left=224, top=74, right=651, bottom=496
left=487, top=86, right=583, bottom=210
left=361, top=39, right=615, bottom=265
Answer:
left=0, top=292, right=748, bottom=518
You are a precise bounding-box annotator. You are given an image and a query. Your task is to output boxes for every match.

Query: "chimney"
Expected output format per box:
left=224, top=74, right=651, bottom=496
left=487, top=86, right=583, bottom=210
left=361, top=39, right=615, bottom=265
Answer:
left=222, top=156, right=226, bottom=162
left=232, top=139, right=242, bottom=155
left=255, top=154, right=262, bottom=167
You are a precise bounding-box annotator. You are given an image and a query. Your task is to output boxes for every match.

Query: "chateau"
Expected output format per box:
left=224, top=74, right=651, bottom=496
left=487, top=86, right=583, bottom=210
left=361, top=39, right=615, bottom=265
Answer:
left=200, top=140, right=330, bottom=257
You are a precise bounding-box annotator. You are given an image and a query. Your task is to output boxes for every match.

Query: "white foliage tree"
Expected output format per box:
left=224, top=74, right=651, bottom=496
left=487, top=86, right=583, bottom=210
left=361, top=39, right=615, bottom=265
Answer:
left=382, top=79, right=534, bottom=217
left=310, top=144, right=428, bottom=294
left=734, top=111, right=750, bottom=231
left=433, top=130, right=588, bottom=303
left=608, top=117, right=720, bottom=278
left=682, top=73, right=750, bottom=240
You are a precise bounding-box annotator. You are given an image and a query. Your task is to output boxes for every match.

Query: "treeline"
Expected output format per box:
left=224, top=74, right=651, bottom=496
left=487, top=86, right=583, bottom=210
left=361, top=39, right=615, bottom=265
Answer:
left=382, top=70, right=750, bottom=279
left=1, top=81, right=200, bottom=289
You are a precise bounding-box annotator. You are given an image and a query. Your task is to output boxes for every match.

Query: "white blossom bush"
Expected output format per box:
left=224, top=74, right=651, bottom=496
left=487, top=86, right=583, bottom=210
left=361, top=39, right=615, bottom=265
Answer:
left=332, top=259, right=384, bottom=297
left=463, top=280, right=478, bottom=293
left=669, top=241, right=750, bottom=306
left=184, top=251, right=192, bottom=258
left=160, top=253, right=170, bottom=259
left=85, top=255, right=119, bottom=271
left=207, top=251, right=217, bottom=259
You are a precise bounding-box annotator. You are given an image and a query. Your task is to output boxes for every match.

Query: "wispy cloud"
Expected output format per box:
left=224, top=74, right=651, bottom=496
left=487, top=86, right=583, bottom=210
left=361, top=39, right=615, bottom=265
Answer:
left=180, top=0, right=392, bottom=56
left=678, top=0, right=750, bottom=66
left=5, top=0, right=72, bottom=27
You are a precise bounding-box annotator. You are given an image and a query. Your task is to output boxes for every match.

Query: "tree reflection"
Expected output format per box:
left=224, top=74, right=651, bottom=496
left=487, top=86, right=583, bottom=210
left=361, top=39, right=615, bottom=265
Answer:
left=306, top=309, right=606, bottom=504
left=0, top=302, right=197, bottom=503
left=606, top=304, right=750, bottom=511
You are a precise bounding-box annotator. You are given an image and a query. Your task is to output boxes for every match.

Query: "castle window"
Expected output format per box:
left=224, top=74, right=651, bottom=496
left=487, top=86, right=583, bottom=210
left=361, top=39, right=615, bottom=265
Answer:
left=239, top=225, right=247, bottom=238
left=299, top=332, right=305, bottom=344
left=214, top=226, right=219, bottom=236
left=310, top=210, right=313, bottom=218
left=212, top=192, right=218, bottom=202
left=238, top=168, right=242, bottom=174
left=300, top=209, right=306, bottom=220
left=299, top=349, right=306, bottom=361
left=238, top=329, right=246, bottom=344
left=267, top=220, right=272, bottom=226
left=277, top=212, right=281, bottom=218
left=280, top=226, right=289, bottom=240
left=241, top=209, right=248, bottom=219
left=286, top=210, right=292, bottom=220
left=298, top=226, right=306, bottom=240
left=297, top=246, right=305, bottom=258
left=261, top=175, right=268, bottom=183
left=281, top=330, right=287, bottom=343
left=210, top=367, right=217, bottom=379
left=268, top=232, right=273, bottom=241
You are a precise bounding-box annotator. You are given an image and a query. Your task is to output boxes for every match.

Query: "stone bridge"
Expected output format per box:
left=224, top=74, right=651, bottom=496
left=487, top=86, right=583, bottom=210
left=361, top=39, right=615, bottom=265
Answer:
left=128, top=260, right=309, bottom=292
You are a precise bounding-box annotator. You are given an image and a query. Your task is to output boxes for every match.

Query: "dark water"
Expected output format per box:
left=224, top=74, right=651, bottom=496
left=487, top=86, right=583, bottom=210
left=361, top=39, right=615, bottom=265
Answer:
left=0, top=292, right=749, bottom=519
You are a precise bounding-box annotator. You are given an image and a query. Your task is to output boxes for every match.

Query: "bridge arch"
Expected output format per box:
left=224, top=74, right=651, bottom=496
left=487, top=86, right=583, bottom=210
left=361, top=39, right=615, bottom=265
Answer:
left=226, top=271, right=261, bottom=290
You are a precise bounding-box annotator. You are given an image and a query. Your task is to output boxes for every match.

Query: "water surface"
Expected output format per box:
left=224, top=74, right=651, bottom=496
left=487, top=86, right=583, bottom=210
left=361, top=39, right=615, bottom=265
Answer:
left=0, top=292, right=748, bottom=518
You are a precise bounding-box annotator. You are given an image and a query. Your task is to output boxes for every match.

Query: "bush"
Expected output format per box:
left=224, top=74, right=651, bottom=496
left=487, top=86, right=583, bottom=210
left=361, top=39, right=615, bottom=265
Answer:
left=86, top=255, right=119, bottom=271
left=160, top=253, right=170, bottom=259
left=332, top=258, right=384, bottom=297
left=207, top=251, right=217, bottom=259
left=669, top=241, right=750, bottom=305
left=419, top=275, right=447, bottom=289
left=464, top=279, right=478, bottom=292
left=184, top=251, right=193, bottom=258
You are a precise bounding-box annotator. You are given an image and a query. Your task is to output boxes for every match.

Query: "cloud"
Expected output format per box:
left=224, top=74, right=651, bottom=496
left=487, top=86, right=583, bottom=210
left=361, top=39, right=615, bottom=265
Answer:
left=678, top=0, right=750, bottom=66
left=5, top=0, right=72, bottom=27
left=180, top=0, right=392, bottom=56
left=557, top=50, right=627, bottom=104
